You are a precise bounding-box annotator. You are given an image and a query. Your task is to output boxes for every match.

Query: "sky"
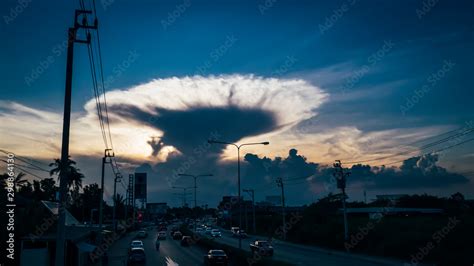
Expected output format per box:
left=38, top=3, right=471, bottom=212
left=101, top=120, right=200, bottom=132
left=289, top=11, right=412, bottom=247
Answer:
left=1, top=0, right=473, bottom=207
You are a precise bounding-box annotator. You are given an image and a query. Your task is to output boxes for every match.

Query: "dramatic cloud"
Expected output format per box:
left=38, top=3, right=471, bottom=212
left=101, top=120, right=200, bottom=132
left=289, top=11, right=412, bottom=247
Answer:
left=1, top=75, right=470, bottom=206
left=238, top=151, right=470, bottom=205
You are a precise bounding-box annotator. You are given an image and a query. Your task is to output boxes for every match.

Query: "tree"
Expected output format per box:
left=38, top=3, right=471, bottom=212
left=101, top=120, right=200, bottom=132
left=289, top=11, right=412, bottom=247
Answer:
left=40, top=178, right=57, bottom=201
left=49, top=158, right=84, bottom=192
left=0, top=172, right=30, bottom=191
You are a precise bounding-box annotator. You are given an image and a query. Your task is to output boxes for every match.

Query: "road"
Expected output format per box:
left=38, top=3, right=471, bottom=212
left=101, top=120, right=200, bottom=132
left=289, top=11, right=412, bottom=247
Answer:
left=210, top=228, right=404, bottom=266
left=107, top=225, right=404, bottom=266
left=108, top=227, right=208, bottom=266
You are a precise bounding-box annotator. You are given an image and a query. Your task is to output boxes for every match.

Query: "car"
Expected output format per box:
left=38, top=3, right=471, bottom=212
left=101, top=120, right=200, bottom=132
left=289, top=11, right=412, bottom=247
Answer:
left=205, top=227, right=213, bottom=235
left=233, top=229, right=248, bottom=238
left=230, top=227, right=240, bottom=234
left=129, top=240, right=144, bottom=250
left=196, top=227, right=204, bottom=234
left=127, top=247, right=146, bottom=265
left=157, top=231, right=167, bottom=240
left=173, top=231, right=183, bottom=240
left=137, top=230, right=148, bottom=238
left=210, top=229, right=222, bottom=238
left=170, top=226, right=179, bottom=234
left=250, top=240, right=274, bottom=256
left=181, top=236, right=192, bottom=246
left=204, top=249, right=228, bottom=265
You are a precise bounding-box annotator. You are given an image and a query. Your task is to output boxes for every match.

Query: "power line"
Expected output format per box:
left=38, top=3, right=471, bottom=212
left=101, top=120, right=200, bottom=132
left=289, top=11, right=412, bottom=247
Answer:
left=0, top=149, right=50, bottom=172
left=86, top=27, right=109, bottom=150
left=1, top=159, right=49, bottom=173
left=372, top=136, right=474, bottom=167
left=8, top=163, right=48, bottom=180
left=344, top=127, right=474, bottom=164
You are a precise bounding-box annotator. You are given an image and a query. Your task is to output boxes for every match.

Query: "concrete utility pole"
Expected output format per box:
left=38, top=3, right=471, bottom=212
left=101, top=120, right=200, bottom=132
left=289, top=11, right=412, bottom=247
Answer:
left=333, top=160, right=350, bottom=242
left=113, top=173, right=122, bottom=232
left=55, top=9, right=97, bottom=266
left=99, top=149, right=114, bottom=239
left=276, top=178, right=286, bottom=240
left=243, top=189, right=256, bottom=234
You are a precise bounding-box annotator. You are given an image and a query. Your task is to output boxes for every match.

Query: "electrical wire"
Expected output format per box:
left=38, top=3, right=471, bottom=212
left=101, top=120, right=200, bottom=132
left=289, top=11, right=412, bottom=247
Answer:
left=0, top=149, right=50, bottom=172
left=344, top=127, right=474, bottom=164
left=372, top=136, right=474, bottom=167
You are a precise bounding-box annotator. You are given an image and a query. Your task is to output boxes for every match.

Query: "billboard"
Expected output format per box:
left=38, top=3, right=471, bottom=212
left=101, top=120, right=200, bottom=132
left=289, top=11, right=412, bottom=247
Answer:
left=134, top=173, right=147, bottom=200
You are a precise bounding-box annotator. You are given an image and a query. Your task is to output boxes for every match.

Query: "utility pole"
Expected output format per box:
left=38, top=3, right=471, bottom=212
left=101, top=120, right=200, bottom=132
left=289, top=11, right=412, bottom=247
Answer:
left=99, top=149, right=114, bottom=242
left=276, top=178, right=286, bottom=240
left=333, top=160, right=350, bottom=242
left=55, top=9, right=96, bottom=266
left=113, top=173, right=122, bottom=232
left=243, top=189, right=256, bottom=234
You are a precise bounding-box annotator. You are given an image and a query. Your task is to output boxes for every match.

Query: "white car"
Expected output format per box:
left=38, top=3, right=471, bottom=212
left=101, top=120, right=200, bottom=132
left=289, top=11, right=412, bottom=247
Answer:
left=196, top=227, right=204, bottom=233
left=130, top=240, right=144, bottom=249
left=205, top=227, right=213, bottom=235
left=211, top=229, right=222, bottom=238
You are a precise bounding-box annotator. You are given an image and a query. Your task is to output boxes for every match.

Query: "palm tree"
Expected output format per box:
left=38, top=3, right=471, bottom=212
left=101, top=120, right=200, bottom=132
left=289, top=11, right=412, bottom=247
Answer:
left=0, top=172, right=30, bottom=190
left=113, top=193, right=125, bottom=206
left=49, top=158, right=84, bottom=192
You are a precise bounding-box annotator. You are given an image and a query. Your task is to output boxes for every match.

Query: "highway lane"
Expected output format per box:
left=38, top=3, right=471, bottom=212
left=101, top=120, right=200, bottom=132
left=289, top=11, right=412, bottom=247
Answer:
left=108, top=227, right=208, bottom=266
left=208, top=228, right=402, bottom=266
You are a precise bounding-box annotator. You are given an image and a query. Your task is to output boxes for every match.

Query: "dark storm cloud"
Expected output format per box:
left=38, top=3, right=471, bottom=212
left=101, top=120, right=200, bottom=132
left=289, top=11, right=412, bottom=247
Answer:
left=243, top=151, right=470, bottom=192
left=313, top=153, right=469, bottom=189
left=243, top=148, right=318, bottom=181
left=60, top=150, right=470, bottom=207
left=112, top=104, right=279, bottom=155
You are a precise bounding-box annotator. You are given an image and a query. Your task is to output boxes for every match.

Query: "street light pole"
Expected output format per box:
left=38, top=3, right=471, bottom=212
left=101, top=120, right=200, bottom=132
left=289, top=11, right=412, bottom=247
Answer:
left=178, top=174, right=213, bottom=231
left=276, top=178, right=286, bottom=240
left=113, top=173, right=122, bottom=232
left=172, top=186, right=193, bottom=207
left=243, top=189, right=256, bottom=234
left=208, top=140, right=269, bottom=249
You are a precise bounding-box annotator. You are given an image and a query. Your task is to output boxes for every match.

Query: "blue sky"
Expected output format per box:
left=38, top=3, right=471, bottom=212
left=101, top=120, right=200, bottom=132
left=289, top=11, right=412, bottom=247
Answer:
left=1, top=0, right=473, bottom=205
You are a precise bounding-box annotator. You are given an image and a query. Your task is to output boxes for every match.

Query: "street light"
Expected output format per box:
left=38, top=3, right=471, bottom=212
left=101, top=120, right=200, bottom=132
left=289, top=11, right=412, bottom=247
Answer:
left=172, top=186, right=194, bottom=207
left=208, top=139, right=269, bottom=249
left=178, top=174, right=213, bottom=231
left=113, top=173, right=122, bottom=232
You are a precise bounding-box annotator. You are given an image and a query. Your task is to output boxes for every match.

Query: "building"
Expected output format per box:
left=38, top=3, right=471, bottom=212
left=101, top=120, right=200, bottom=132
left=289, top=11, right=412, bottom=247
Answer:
left=20, top=201, right=100, bottom=266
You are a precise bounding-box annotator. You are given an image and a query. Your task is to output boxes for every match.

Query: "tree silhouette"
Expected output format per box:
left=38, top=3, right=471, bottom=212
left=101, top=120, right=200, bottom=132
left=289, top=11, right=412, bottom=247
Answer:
left=0, top=172, right=30, bottom=190
left=49, top=157, right=84, bottom=192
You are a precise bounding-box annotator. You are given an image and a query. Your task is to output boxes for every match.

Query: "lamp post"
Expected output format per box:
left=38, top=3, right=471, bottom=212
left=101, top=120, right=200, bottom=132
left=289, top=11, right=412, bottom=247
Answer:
left=172, top=186, right=194, bottom=207
left=243, top=189, right=256, bottom=234
left=208, top=139, right=269, bottom=249
left=178, top=174, right=213, bottom=231
left=113, top=173, right=122, bottom=232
